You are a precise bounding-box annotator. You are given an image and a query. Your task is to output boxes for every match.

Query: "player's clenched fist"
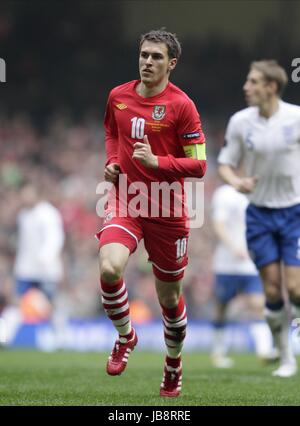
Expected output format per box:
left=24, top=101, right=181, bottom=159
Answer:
left=234, top=176, right=259, bottom=194
left=104, top=163, right=120, bottom=183
left=132, top=135, right=159, bottom=168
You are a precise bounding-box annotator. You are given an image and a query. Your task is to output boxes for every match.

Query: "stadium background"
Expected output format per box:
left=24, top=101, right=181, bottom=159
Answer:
left=1, top=0, right=300, bottom=350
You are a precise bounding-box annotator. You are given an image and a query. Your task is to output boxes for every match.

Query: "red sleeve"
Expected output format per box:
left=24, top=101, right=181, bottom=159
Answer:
left=157, top=156, right=206, bottom=178
left=177, top=98, right=206, bottom=146
left=104, top=92, right=119, bottom=167
left=157, top=98, right=206, bottom=179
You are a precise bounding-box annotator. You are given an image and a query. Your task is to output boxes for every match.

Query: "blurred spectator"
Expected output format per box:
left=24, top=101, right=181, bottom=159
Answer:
left=14, top=183, right=65, bottom=301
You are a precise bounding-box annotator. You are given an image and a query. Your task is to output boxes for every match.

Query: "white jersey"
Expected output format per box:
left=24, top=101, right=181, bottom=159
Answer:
left=211, top=185, right=258, bottom=275
left=14, top=201, right=65, bottom=282
left=218, top=100, right=300, bottom=208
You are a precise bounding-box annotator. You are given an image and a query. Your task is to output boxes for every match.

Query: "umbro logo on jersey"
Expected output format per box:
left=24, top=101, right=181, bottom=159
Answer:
left=116, top=103, right=127, bottom=110
left=152, top=105, right=166, bottom=120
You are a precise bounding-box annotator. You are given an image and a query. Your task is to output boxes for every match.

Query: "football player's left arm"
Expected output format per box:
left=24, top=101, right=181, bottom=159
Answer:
left=157, top=100, right=207, bottom=178
left=156, top=146, right=206, bottom=178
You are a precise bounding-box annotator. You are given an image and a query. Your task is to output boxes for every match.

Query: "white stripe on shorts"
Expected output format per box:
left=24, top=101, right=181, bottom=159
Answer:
left=97, top=224, right=139, bottom=248
left=151, top=262, right=187, bottom=275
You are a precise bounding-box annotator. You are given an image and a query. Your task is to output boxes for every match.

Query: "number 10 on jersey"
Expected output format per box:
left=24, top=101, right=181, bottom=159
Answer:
left=131, top=117, right=145, bottom=139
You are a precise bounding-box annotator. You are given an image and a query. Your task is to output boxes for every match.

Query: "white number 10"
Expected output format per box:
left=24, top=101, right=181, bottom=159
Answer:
left=175, top=238, right=187, bottom=259
left=131, top=117, right=145, bottom=139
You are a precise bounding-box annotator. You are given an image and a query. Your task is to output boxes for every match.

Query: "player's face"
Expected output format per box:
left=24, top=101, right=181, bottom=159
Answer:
left=139, top=41, right=177, bottom=87
left=20, top=186, right=38, bottom=209
left=243, top=69, right=276, bottom=106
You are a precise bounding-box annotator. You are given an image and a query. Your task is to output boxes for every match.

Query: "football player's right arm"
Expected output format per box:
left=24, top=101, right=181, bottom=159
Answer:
left=218, top=117, right=258, bottom=193
left=156, top=99, right=207, bottom=178
left=218, top=165, right=258, bottom=194
left=104, top=163, right=120, bottom=183
left=104, top=93, right=120, bottom=183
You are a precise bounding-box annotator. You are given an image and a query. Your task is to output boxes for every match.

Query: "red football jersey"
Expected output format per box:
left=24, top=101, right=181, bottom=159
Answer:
left=104, top=80, right=206, bottom=221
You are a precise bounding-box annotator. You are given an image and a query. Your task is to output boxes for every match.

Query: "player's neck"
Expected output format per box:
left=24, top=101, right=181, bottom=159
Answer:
left=259, top=97, right=280, bottom=118
left=136, top=79, right=169, bottom=98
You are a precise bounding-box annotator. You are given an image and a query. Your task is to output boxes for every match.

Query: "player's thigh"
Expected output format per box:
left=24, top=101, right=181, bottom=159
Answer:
left=99, top=243, right=130, bottom=276
left=246, top=204, right=280, bottom=268
left=280, top=203, right=300, bottom=270
left=143, top=219, right=189, bottom=282
left=259, top=262, right=282, bottom=301
left=97, top=217, right=143, bottom=279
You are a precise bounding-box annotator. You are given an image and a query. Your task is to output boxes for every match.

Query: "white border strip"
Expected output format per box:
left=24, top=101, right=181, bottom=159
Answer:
left=97, top=224, right=139, bottom=248
left=151, top=262, right=187, bottom=274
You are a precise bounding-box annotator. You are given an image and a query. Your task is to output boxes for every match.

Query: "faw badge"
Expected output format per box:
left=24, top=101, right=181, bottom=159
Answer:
left=152, top=105, right=166, bottom=120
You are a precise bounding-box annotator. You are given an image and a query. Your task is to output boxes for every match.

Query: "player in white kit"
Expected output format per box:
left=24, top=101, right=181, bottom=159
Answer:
left=218, top=60, right=300, bottom=377
left=211, top=184, right=276, bottom=368
left=14, top=183, right=65, bottom=301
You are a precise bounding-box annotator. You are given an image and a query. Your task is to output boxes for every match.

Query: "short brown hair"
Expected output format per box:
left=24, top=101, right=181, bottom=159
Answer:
left=250, top=60, right=288, bottom=96
left=139, top=28, right=182, bottom=60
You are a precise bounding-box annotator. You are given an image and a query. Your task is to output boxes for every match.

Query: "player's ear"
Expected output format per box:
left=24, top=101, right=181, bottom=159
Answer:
left=269, top=80, right=278, bottom=95
left=169, top=58, right=177, bottom=72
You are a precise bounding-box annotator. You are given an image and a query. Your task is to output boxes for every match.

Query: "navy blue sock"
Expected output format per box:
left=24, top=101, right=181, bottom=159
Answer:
left=265, top=300, right=284, bottom=311
left=212, top=320, right=225, bottom=329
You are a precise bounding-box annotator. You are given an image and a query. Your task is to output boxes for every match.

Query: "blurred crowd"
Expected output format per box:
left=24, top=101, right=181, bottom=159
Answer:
left=0, top=112, right=226, bottom=321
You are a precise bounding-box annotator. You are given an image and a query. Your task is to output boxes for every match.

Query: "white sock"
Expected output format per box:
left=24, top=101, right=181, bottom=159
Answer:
left=264, top=306, right=295, bottom=365
left=249, top=321, right=274, bottom=358
left=212, top=327, right=229, bottom=357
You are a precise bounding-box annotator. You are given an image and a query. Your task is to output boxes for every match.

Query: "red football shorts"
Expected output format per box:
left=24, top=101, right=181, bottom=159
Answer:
left=96, top=216, right=189, bottom=282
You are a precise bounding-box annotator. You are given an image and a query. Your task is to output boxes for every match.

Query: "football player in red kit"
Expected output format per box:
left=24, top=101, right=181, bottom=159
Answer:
left=96, top=29, right=206, bottom=397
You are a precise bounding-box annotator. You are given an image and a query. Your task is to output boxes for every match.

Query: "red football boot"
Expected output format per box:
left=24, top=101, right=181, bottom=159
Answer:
left=106, top=329, right=138, bottom=376
left=160, top=357, right=182, bottom=397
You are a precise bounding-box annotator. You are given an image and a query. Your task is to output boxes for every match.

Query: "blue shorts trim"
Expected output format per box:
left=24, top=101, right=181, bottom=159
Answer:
left=215, top=274, right=263, bottom=304
left=246, top=203, right=300, bottom=269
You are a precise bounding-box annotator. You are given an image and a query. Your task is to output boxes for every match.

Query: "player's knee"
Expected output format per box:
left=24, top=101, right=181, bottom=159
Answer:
left=100, top=259, right=123, bottom=284
left=264, top=281, right=281, bottom=302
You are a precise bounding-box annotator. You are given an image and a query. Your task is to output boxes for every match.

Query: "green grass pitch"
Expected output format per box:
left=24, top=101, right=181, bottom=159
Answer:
left=0, top=350, right=299, bottom=406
